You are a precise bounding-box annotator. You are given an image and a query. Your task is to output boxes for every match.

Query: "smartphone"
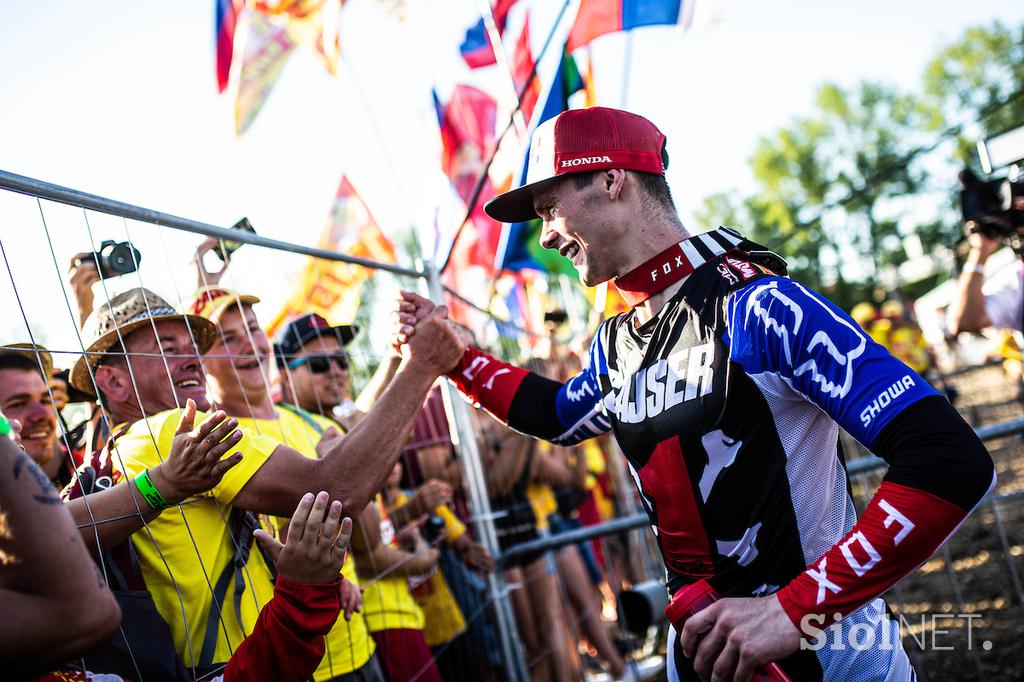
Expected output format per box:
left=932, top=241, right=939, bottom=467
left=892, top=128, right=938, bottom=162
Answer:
left=216, top=217, right=256, bottom=262
left=544, top=309, right=569, bottom=325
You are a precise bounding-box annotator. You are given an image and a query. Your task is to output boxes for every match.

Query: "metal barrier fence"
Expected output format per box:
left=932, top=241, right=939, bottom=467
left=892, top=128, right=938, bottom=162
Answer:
left=0, top=169, right=539, bottom=682
left=3, top=169, right=1023, bottom=681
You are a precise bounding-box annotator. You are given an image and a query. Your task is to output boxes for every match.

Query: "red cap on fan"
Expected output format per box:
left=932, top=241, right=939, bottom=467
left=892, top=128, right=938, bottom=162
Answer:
left=483, top=107, right=668, bottom=224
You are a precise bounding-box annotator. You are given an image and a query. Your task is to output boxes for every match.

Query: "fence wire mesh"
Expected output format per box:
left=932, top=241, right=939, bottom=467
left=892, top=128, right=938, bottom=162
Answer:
left=0, top=178, right=659, bottom=682
left=3, top=173, right=1024, bottom=682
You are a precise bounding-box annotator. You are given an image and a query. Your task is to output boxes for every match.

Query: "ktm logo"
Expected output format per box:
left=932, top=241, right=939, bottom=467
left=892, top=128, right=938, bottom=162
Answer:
left=560, top=156, right=613, bottom=168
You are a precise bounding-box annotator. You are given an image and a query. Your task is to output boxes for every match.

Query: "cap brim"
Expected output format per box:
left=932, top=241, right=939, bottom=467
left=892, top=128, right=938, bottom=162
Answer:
left=0, top=343, right=53, bottom=379
left=334, top=324, right=359, bottom=346
left=208, top=294, right=261, bottom=322
left=315, top=324, right=359, bottom=348
left=483, top=177, right=559, bottom=224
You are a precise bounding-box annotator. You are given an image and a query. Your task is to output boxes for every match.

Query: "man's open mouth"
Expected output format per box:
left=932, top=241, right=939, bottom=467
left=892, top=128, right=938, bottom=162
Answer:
left=560, top=242, right=581, bottom=264
left=22, top=427, right=52, bottom=441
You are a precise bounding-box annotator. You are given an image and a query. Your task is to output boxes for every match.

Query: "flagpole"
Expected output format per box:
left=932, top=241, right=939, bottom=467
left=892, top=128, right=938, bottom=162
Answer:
left=438, top=0, right=575, bottom=276
left=340, top=55, right=418, bottom=234
left=620, top=29, right=634, bottom=107
left=477, top=0, right=528, bottom=141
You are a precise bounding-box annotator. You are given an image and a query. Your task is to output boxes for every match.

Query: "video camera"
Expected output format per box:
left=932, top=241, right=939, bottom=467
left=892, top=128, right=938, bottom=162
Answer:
left=959, top=124, right=1024, bottom=240
left=959, top=170, right=1024, bottom=238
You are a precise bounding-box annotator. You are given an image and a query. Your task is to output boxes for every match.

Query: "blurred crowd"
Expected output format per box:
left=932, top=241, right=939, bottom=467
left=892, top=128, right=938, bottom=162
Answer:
left=0, top=237, right=641, bottom=682
left=850, top=211, right=1024, bottom=390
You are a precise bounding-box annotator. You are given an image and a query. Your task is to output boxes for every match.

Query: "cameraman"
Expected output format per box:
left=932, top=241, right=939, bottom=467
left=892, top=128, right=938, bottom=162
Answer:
left=950, top=216, right=1024, bottom=335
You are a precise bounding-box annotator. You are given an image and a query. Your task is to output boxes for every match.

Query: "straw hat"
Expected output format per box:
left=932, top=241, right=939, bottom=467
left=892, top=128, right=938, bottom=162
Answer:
left=70, top=288, right=217, bottom=396
left=188, top=286, right=260, bottom=323
left=0, top=342, right=54, bottom=380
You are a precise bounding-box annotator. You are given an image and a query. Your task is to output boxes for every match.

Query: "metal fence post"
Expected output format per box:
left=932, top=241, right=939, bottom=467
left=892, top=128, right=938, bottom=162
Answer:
left=422, top=262, right=529, bottom=682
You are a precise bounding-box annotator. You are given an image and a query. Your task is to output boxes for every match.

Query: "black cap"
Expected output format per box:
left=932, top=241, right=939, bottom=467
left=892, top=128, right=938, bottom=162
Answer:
left=274, top=313, right=359, bottom=366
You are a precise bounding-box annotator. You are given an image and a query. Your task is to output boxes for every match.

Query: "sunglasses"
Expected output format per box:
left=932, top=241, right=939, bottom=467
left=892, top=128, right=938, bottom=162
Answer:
left=286, top=353, right=350, bottom=374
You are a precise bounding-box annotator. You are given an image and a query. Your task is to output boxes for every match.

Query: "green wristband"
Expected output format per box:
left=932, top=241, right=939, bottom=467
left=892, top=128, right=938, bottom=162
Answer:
left=0, top=416, right=11, bottom=437
left=135, top=469, right=170, bottom=511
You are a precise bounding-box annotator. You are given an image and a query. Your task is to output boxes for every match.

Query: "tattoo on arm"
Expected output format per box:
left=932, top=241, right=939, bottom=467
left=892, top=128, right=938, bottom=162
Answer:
left=13, top=453, right=62, bottom=505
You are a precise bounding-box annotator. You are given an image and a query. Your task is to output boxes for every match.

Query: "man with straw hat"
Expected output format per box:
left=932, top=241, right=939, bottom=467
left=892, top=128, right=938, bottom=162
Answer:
left=0, top=332, right=243, bottom=560
left=72, top=285, right=463, bottom=676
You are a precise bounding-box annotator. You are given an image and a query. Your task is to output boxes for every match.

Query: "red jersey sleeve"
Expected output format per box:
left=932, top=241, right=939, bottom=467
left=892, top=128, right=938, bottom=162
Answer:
left=223, top=576, right=341, bottom=682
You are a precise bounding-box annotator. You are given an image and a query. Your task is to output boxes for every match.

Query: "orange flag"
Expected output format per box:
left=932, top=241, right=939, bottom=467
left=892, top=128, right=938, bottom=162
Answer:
left=267, top=176, right=396, bottom=337
left=233, top=0, right=344, bottom=135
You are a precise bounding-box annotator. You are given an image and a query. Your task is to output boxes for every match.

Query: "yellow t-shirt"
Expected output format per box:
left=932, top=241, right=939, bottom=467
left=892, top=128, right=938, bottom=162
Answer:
left=239, top=406, right=375, bottom=680
left=887, top=325, right=931, bottom=375
left=359, top=493, right=426, bottom=633
left=109, top=408, right=281, bottom=668
left=867, top=319, right=891, bottom=347
left=388, top=490, right=466, bottom=646
left=415, top=569, right=467, bottom=647
left=582, top=440, right=614, bottom=521
left=527, top=482, right=557, bottom=530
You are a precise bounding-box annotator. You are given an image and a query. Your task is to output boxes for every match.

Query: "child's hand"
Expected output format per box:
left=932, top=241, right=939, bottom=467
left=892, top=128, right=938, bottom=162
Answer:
left=255, top=491, right=353, bottom=584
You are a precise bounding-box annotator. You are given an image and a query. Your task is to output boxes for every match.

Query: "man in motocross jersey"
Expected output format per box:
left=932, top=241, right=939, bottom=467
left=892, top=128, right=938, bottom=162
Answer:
left=396, top=107, right=995, bottom=681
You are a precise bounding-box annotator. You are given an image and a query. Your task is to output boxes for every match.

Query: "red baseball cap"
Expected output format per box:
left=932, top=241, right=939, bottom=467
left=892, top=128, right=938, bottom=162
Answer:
left=484, top=107, right=668, bottom=224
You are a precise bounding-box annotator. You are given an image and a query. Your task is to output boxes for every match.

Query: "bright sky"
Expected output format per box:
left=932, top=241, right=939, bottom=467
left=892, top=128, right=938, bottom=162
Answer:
left=1, top=0, right=1022, bottom=360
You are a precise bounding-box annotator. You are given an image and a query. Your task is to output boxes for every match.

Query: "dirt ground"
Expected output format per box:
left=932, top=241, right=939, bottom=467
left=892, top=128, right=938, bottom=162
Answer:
left=635, top=364, right=1024, bottom=681
left=850, top=364, right=1024, bottom=682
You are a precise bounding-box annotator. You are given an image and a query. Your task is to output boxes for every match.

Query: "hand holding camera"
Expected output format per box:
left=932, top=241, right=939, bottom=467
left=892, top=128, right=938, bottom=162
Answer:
left=959, top=126, right=1024, bottom=250
left=964, top=227, right=1004, bottom=266
left=68, top=241, right=140, bottom=327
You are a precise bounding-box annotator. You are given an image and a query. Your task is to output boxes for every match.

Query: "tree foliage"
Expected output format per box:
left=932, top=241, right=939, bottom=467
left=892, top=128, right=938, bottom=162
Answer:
left=698, top=20, right=1024, bottom=310
left=923, top=20, right=1024, bottom=158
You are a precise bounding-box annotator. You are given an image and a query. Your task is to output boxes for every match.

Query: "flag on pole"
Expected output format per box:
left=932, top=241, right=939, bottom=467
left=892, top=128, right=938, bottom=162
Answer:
left=510, top=14, right=541, bottom=123
left=263, top=0, right=343, bottom=75
left=495, top=50, right=585, bottom=273
left=459, top=0, right=518, bottom=69
left=230, top=1, right=344, bottom=135
left=267, top=176, right=396, bottom=337
left=215, top=0, right=244, bottom=93
left=434, top=85, right=504, bottom=270
left=566, top=0, right=724, bottom=52
left=233, top=11, right=297, bottom=135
